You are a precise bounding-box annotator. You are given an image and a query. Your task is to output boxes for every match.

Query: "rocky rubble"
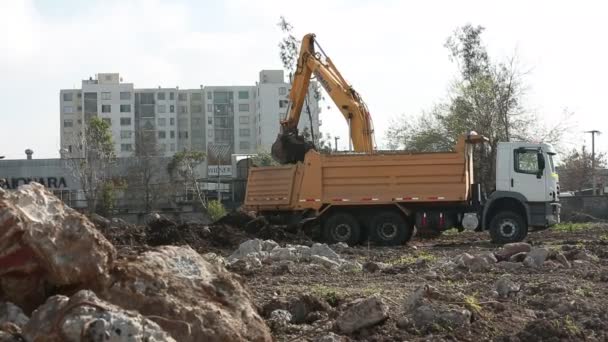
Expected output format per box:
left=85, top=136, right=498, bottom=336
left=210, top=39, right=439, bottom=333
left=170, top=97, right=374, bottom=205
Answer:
left=0, top=183, right=272, bottom=342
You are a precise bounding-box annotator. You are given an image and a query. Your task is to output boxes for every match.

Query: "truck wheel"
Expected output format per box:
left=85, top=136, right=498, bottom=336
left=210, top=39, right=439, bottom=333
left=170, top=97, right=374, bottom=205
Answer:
left=323, top=212, right=361, bottom=245
left=489, top=211, right=528, bottom=244
left=369, top=211, right=413, bottom=246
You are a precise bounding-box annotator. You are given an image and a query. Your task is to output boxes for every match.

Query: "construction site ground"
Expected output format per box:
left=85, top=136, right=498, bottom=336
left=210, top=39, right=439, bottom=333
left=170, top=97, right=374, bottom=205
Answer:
left=108, top=219, right=608, bottom=341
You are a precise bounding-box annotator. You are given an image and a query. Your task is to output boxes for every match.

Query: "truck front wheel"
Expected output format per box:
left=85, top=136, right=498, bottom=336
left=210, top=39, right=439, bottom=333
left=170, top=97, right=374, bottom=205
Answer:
left=369, top=211, right=413, bottom=246
left=323, top=212, right=361, bottom=245
left=489, top=211, right=528, bottom=244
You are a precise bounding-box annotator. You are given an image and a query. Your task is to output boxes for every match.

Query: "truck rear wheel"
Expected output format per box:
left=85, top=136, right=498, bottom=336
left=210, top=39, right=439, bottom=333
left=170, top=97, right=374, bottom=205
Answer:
left=323, top=212, right=361, bottom=245
left=489, top=211, right=528, bottom=244
left=369, top=211, right=413, bottom=246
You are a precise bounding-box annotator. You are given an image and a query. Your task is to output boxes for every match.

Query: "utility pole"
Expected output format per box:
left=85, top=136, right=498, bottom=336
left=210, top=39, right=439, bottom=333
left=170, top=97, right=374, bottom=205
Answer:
left=334, top=136, right=340, bottom=152
left=585, top=130, right=601, bottom=195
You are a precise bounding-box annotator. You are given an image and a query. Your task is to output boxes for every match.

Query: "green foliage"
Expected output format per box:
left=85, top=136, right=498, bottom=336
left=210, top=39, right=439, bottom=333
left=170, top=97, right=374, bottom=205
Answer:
left=86, top=116, right=116, bottom=159
left=251, top=151, right=279, bottom=167
left=311, top=285, right=344, bottom=306
left=168, top=150, right=207, bottom=208
left=553, top=222, right=592, bottom=232
left=97, top=179, right=125, bottom=216
left=558, top=146, right=607, bottom=192
left=277, top=16, right=300, bottom=74
left=389, top=251, right=437, bottom=265
left=208, top=200, right=227, bottom=222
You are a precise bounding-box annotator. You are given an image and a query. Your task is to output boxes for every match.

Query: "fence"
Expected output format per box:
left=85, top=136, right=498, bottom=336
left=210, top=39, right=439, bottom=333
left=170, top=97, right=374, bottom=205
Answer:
left=559, top=195, right=608, bottom=221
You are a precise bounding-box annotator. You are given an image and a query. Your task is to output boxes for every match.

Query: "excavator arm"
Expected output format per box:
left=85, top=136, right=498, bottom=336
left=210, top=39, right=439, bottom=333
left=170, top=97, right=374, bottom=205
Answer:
left=271, top=33, right=376, bottom=164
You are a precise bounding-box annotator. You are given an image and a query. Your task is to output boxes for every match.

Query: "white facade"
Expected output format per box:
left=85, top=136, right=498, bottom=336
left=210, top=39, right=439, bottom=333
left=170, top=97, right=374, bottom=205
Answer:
left=60, top=71, right=321, bottom=160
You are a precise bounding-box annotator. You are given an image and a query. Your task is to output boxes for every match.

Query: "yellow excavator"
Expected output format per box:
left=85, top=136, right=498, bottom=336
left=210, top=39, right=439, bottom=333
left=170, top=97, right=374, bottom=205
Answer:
left=271, top=33, right=376, bottom=164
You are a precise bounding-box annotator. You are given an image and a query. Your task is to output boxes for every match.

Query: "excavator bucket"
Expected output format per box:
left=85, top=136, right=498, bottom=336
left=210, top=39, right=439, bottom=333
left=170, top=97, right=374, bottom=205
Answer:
left=271, top=132, right=315, bottom=164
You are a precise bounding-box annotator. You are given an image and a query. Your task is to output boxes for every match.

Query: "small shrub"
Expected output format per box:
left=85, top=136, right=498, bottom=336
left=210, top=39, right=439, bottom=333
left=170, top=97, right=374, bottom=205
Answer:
left=207, top=200, right=226, bottom=222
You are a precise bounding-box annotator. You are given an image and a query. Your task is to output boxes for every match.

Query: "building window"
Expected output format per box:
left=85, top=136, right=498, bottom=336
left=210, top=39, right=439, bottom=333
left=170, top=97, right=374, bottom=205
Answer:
left=191, top=93, right=201, bottom=101
left=121, top=144, right=132, bottom=152
left=239, top=128, right=250, bottom=137
left=101, top=104, right=111, bottom=113
left=120, top=131, right=132, bottom=139
left=240, top=141, right=250, bottom=150
left=279, top=100, right=289, bottom=108
left=169, top=92, right=175, bottom=100
left=170, top=105, right=175, bottom=113
left=170, top=143, right=175, bottom=152
left=207, top=104, right=213, bottom=112
left=63, top=119, right=73, bottom=128
left=157, top=105, right=166, bottom=113
left=207, top=92, right=212, bottom=100
left=178, top=93, right=187, bottom=101
left=120, top=92, right=131, bottom=100
left=120, top=117, right=131, bottom=126
left=102, top=118, right=111, bottom=126
left=160, top=144, right=167, bottom=152
left=120, top=104, right=131, bottom=113
left=191, top=105, right=202, bottom=113
left=208, top=117, right=213, bottom=125
left=208, top=129, right=214, bottom=137
left=279, top=87, right=287, bottom=95
left=77, top=106, right=82, bottom=111
left=170, top=131, right=175, bottom=139
left=238, top=91, right=249, bottom=99
left=63, top=106, right=73, bottom=114
left=170, top=118, right=175, bottom=126
left=158, top=131, right=166, bottom=139
left=63, top=93, right=73, bottom=101
left=158, top=118, right=166, bottom=126
left=179, top=131, right=189, bottom=139
left=101, top=92, right=111, bottom=100
left=179, top=105, right=187, bottom=113
left=157, top=92, right=165, bottom=100
left=239, top=103, right=250, bottom=112
left=239, top=116, right=250, bottom=124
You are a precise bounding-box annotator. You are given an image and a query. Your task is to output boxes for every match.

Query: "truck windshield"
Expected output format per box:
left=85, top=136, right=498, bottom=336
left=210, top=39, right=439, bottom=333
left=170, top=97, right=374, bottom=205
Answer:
left=548, top=153, right=556, bottom=172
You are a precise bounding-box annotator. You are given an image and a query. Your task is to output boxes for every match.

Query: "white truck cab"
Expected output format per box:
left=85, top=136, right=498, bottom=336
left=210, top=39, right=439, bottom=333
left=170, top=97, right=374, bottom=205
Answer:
left=481, top=141, right=560, bottom=243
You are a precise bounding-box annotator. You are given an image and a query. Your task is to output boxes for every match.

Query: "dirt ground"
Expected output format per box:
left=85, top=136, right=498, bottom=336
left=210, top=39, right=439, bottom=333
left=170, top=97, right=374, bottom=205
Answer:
left=101, top=218, right=608, bottom=341
left=241, top=224, right=608, bottom=341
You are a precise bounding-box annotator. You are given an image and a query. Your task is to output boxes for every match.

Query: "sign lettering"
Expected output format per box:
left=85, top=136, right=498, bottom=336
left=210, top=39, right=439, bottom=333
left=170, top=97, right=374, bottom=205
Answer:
left=0, top=177, right=68, bottom=190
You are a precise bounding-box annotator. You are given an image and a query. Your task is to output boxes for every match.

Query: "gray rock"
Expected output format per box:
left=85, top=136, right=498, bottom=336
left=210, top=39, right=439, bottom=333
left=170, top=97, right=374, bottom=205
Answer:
left=202, top=252, right=227, bottom=267
left=269, top=247, right=299, bottom=262
left=479, top=252, right=498, bottom=264
left=438, top=308, right=472, bottom=328
left=509, top=252, right=528, bottom=262
left=403, top=285, right=432, bottom=312
left=331, top=242, right=349, bottom=251
left=311, top=255, right=341, bottom=269
left=228, top=239, right=264, bottom=261
left=454, top=253, right=475, bottom=268
left=555, top=252, right=571, bottom=268
left=363, top=261, right=388, bottom=273
left=0, top=302, right=28, bottom=328
left=424, top=270, right=439, bottom=280
left=523, top=248, right=549, bottom=268
left=497, top=242, right=532, bottom=260
left=408, top=304, right=471, bottom=330
left=410, top=305, right=436, bottom=328
left=339, top=261, right=363, bottom=273
left=289, top=294, right=332, bottom=324
left=337, top=294, right=389, bottom=333
left=272, top=261, right=294, bottom=276
left=496, top=276, right=520, bottom=298
left=468, top=256, right=491, bottom=272
left=267, top=309, right=292, bottom=330
left=262, top=240, right=279, bottom=252
left=310, top=243, right=341, bottom=262
left=228, top=256, right=262, bottom=275
left=572, top=250, right=599, bottom=262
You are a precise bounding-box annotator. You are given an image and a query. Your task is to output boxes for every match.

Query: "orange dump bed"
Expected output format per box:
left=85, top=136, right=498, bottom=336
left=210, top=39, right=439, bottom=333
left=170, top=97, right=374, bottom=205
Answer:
left=245, top=136, right=475, bottom=212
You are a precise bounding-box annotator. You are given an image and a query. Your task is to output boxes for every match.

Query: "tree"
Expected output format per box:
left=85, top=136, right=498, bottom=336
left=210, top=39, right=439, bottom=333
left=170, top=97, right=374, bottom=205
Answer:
left=125, top=130, right=164, bottom=212
left=558, top=146, right=607, bottom=192
left=385, top=24, right=569, bottom=192
left=167, top=150, right=207, bottom=209
left=251, top=150, right=279, bottom=167
left=64, top=116, right=116, bottom=213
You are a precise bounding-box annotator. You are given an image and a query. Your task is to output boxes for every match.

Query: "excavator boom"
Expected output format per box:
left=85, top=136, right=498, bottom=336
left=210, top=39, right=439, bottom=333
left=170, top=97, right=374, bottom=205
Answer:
left=271, top=34, right=375, bottom=164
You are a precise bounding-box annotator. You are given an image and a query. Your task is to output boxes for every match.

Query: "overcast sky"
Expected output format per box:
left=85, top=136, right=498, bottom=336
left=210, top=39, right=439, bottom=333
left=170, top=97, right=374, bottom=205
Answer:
left=1, top=0, right=606, bottom=160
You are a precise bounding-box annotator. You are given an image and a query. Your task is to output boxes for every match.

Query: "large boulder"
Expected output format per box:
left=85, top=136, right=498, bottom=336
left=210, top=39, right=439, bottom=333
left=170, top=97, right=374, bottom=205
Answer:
left=523, top=247, right=549, bottom=268
left=102, top=246, right=272, bottom=342
left=0, top=183, right=116, bottom=311
left=336, top=294, right=389, bottom=334
left=22, top=290, right=174, bottom=342
left=496, top=242, right=532, bottom=260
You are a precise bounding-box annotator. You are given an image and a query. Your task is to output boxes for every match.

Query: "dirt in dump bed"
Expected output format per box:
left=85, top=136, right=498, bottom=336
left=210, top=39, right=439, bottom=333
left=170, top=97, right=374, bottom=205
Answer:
left=242, top=224, right=608, bottom=341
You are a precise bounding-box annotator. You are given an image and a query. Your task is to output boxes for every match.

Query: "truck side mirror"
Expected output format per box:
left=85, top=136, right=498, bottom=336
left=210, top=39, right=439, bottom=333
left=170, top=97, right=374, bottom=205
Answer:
left=537, top=152, right=545, bottom=179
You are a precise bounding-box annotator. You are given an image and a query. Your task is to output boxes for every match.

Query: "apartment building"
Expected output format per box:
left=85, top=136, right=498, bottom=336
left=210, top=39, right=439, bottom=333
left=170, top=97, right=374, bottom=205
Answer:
left=60, top=71, right=321, bottom=160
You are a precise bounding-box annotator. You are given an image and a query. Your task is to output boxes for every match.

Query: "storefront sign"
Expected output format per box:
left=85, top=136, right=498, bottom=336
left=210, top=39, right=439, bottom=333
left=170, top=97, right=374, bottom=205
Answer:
left=207, top=165, right=232, bottom=176
left=0, top=177, right=68, bottom=189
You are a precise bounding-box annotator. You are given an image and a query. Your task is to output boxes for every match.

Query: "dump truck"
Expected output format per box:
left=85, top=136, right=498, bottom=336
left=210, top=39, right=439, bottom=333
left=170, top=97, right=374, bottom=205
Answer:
left=244, top=34, right=560, bottom=245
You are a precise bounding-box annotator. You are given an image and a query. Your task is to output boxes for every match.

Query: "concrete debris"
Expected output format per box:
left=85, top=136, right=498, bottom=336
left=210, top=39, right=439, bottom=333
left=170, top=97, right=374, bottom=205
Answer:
left=362, top=261, right=389, bottom=273
left=315, top=332, right=347, bottom=342
left=509, top=252, right=528, bottom=263
left=289, top=294, right=332, bottom=324
left=310, top=243, right=342, bottom=262
left=102, top=246, right=272, bottom=342
left=267, top=309, right=292, bottom=330
left=455, top=253, right=490, bottom=272
left=311, top=255, right=341, bottom=269
left=336, top=294, right=389, bottom=334
left=400, top=285, right=471, bottom=331
left=555, top=252, right=571, bottom=268
left=339, top=260, right=363, bottom=273
left=496, top=276, right=520, bottom=298
left=0, top=302, right=28, bottom=328
left=228, top=238, right=265, bottom=261
left=22, top=290, right=175, bottom=342
left=496, top=242, right=532, bottom=260
left=0, top=183, right=116, bottom=311
left=523, top=247, right=549, bottom=268
left=202, top=252, right=228, bottom=267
